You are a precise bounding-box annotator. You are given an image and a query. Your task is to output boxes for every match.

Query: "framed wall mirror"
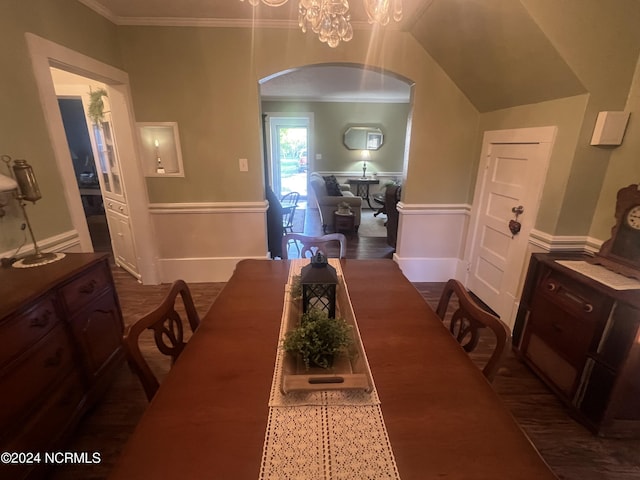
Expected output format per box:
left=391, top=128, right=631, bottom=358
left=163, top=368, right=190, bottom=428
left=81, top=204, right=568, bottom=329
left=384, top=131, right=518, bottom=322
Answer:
left=343, top=126, right=384, bottom=150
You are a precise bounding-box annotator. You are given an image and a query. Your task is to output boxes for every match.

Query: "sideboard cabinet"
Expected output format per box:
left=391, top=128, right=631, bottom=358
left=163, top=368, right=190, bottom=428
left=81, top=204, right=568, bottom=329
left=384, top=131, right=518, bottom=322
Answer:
left=514, top=253, right=640, bottom=437
left=0, top=253, right=125, bottom=479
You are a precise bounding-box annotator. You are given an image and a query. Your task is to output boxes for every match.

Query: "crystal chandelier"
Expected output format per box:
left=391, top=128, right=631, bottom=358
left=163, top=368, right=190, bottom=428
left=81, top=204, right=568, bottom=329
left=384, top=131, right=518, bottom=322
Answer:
left=242, top=0, right=403, bottom=48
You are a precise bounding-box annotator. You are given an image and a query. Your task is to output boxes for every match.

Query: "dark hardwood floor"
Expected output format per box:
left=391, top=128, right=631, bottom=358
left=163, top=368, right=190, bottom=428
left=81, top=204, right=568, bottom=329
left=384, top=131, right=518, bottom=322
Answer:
left=48, top=207, right=640, bottom=480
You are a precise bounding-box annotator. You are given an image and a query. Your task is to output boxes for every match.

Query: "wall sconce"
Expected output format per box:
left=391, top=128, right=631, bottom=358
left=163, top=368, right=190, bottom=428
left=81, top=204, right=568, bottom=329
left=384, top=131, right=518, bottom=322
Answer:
left=0, top=155, right=64, bottom=267
left=360, top=150, right=370, bottom=179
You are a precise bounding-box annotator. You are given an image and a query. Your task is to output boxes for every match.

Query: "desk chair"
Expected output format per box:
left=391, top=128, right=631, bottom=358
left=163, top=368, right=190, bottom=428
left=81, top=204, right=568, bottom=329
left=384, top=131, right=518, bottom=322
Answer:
left=123, top=279, right=200, bottom=400
left=435, top=279, right=511, bottom=382
left=281, top=233, right=347, bottom=260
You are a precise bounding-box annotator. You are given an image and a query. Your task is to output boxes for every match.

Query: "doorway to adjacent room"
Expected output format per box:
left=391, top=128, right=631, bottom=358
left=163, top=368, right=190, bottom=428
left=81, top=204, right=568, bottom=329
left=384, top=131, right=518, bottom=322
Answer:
left=266, top=115, right=311, bottom=200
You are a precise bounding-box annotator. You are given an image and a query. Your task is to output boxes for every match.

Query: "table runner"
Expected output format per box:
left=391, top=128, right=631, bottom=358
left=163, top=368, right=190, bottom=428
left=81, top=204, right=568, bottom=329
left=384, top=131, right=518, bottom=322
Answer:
left=259, top=259, right=401, bottom=480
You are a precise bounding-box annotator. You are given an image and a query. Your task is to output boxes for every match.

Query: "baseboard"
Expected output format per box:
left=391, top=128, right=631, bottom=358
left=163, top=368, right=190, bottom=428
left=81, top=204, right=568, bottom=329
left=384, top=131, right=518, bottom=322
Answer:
left=157, top=255, right=270, bottom=283
left=393, top=254, right=461, bottom=282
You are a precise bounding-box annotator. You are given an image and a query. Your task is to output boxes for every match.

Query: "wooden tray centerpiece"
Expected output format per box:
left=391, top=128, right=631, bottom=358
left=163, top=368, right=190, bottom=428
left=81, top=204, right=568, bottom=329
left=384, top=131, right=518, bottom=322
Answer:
left=280, top=257, right=373, bottom=394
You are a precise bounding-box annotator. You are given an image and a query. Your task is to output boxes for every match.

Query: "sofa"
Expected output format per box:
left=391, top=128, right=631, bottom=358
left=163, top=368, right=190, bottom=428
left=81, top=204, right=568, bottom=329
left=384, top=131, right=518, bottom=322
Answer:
left=309, top=172, right=362, bottom=233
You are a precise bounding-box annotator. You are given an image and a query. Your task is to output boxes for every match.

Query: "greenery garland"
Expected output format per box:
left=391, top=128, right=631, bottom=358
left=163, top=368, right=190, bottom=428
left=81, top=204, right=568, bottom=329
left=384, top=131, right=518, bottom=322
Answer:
left=87, top=88, right=108, bottom=124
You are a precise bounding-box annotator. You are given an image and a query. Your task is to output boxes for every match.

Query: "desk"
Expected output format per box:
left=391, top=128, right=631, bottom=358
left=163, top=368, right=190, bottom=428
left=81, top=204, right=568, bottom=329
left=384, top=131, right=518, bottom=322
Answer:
left=109, top=260, right=556, bottom=480
left=347, top=178, right=380, bottom=209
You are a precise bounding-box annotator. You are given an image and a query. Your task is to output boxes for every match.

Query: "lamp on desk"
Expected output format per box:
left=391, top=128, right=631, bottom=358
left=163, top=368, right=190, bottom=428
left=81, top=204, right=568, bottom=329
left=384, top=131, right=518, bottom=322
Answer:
left=1, top=155, right=62, bottom=267
left=360, top=150, right=370, bottom=178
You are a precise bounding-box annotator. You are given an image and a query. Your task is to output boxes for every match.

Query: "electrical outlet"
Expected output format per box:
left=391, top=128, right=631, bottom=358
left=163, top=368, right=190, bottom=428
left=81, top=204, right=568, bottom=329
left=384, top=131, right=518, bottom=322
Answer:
left=239, top=158, right=248, bottom=172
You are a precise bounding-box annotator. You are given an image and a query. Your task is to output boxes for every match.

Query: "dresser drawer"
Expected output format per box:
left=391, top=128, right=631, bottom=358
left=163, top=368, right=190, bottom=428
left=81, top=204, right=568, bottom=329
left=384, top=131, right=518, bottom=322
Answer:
left=528, top=294, right=598, bottom=369
left=60, top=261, right=112, bottom=313
left=538, top=269, right=612, bottom=320
left=0, top=371, right=85, bottom=480
left=0, top=323, right=74, bottom=435
left=105, top=198, right=128, bottom=216
left=0, top=294, right=60, bottom=368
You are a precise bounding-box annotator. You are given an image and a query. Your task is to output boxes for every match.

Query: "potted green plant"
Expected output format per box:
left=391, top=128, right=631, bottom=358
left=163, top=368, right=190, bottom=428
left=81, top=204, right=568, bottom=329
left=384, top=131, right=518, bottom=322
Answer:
left=282, top=308, right=353, bottom=369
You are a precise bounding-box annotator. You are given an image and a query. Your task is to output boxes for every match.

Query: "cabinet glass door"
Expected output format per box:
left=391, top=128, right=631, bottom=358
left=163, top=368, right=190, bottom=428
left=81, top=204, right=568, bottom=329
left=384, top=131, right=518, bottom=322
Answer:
left=93, top=111, right=124, bottom=201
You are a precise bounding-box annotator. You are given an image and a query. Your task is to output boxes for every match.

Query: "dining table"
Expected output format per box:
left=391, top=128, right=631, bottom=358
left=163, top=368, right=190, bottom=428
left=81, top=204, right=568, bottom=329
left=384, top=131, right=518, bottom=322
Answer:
left=108, top=259, right=557, bottom=480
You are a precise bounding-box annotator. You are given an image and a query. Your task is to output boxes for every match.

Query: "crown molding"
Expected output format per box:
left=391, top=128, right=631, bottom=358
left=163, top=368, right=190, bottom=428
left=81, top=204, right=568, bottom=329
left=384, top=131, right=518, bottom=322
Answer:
left=76, top=0, right=377, bottom=29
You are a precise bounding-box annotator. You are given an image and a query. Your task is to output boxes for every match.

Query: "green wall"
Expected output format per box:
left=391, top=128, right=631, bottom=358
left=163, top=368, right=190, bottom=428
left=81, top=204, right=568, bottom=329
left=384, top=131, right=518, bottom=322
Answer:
left=2, top=1, right=640, bottom=255
left=0, top=0, right=120, bottom=251
left=478, top=95, right=589, bottom=234
left=117, top=25, right=479, bottom=205
left=261, top=101, right=409, bottom=174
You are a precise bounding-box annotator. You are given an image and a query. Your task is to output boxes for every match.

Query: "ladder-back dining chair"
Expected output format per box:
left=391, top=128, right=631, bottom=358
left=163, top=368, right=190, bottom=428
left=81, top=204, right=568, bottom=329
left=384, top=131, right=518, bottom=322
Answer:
left=280, top=191, right=300, bottom=234
left=123, top=279, right=200, bottom=401
left=435, top=279, right=511, bottom=382
left=281, top=233, right=347, bottom=260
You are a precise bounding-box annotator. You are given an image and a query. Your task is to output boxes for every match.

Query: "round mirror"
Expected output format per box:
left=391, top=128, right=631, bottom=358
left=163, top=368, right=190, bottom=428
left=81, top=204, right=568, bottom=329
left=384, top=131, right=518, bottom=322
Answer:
left=343, top=126, right=384, bottom=150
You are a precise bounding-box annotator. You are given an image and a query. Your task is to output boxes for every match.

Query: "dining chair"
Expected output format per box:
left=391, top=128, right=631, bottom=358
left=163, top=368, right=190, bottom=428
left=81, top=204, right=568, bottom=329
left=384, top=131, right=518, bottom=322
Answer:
left=281, top=233, right=347, bottom=260
left=435, top=279, right=511, bottom=382
left=123, top=279, right=200, bottom=401
left=280, top=191, right=300, bottom=234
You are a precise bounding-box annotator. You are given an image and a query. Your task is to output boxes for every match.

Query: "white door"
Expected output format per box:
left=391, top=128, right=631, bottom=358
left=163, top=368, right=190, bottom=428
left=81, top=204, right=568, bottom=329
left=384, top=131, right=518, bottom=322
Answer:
left=465, top=127, right=556, bottom=328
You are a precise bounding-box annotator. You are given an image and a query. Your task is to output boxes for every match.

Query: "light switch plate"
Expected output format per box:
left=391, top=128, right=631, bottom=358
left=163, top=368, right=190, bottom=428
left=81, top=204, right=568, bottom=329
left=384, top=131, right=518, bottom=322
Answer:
left=239, top=158, right=248, bottom=172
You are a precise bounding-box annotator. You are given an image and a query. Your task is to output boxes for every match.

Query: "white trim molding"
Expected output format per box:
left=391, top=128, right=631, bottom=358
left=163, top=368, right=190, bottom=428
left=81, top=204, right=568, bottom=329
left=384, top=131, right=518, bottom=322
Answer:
left=158, top=256, right=270, bottom=283
left=529, top=229, right=603, bottom=254
left=0, top=230, right=82, bottom=260
left=149, top=201, right=268, bottom=214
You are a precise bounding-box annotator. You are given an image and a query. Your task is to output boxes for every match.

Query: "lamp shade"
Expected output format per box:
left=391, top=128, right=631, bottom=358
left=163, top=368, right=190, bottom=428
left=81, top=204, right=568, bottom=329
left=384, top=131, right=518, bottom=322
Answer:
left=0, top=173, right=18, bottom=193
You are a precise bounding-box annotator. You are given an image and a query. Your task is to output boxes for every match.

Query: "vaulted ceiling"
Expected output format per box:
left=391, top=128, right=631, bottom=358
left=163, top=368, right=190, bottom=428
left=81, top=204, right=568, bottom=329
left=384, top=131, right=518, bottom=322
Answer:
left=79, top=0, right=640, bottom=112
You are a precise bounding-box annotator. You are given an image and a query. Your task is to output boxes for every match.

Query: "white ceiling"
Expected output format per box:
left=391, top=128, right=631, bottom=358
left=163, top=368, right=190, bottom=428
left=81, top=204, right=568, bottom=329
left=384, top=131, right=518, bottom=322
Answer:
left=261, top=66, right=412, bottom=103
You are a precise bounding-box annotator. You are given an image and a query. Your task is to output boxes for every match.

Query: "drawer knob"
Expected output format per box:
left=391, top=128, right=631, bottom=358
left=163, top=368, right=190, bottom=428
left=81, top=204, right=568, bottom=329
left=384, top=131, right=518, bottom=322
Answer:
left=546, top=282, right=556, bottom=292
left=30, top=309, right=52, bottom=328
left=78, top=279, right=98, bottom=294
left=583, top=303, right=594, bottom=313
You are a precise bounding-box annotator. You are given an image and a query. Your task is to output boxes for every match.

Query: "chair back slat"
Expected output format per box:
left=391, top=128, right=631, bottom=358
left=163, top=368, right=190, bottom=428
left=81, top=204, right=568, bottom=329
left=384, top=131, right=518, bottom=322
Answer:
left=435, top=279, right=511, bottom=381
left=123, top=279, right=200, bottom=400
left=281, top=233, right=346, bottom=259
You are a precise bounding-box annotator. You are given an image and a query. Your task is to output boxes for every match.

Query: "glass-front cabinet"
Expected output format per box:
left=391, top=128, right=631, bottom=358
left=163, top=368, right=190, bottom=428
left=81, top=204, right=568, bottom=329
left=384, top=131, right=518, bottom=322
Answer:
left=93, top=112, right=124, bottom=201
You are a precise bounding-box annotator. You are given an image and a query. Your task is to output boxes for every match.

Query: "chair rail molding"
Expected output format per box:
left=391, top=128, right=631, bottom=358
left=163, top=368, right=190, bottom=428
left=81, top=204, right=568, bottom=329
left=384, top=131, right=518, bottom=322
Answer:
left=528, top=229, right=603, bottom=254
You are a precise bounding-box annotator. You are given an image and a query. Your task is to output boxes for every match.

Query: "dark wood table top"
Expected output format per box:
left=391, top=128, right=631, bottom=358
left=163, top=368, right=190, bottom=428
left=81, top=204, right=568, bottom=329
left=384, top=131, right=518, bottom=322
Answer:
left=108, top=259, right=557, bottom=480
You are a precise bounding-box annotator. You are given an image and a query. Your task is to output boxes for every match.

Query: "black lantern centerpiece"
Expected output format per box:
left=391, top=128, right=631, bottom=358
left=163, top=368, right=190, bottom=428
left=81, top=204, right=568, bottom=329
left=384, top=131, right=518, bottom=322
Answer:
left=300, top=252, right=338, bottom=318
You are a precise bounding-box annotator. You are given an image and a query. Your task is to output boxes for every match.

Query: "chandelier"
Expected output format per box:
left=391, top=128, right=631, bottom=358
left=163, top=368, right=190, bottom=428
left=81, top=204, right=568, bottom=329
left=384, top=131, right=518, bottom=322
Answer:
left=242, top=0, right=403, bottom=48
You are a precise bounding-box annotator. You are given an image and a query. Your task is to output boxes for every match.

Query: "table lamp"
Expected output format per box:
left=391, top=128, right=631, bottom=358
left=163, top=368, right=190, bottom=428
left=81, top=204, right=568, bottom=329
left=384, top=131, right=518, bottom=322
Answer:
left=360, top=150, right=370, bottom=178
left=1, top=155, right=62, bottom=267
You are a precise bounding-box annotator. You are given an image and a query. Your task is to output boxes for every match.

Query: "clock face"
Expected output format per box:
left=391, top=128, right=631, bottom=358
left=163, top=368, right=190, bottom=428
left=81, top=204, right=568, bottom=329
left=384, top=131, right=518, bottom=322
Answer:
left=626, top=205, right=640, bottom=230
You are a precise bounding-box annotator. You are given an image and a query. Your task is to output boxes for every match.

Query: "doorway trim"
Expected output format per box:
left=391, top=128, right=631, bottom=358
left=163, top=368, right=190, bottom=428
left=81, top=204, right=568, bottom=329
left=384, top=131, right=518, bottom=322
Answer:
left=264, top=112, right=314, bottom=198
left=25, top=33, right=160, bottom=284
left=463, top=126, right=557, bottom=328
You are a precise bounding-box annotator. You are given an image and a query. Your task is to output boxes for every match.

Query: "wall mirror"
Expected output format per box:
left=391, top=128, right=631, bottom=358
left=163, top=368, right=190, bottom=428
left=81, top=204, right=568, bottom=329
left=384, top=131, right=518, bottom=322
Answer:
left=343, top=126, right=384, bottom=150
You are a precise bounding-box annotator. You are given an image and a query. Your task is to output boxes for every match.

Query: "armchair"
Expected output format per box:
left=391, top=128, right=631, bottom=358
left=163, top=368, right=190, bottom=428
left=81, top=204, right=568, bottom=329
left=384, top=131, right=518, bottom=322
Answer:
left=309, top=172, right=362, bottom=233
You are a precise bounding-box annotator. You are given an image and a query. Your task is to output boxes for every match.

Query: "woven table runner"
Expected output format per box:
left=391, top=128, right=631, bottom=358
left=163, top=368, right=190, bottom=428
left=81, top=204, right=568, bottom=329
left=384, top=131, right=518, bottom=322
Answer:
left=259, top=259, right=401, bottom=480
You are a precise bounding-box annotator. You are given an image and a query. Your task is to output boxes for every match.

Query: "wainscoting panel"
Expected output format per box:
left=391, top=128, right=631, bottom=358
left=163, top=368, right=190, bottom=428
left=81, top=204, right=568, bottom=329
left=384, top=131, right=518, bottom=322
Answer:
left=394, top=203, right=471, bottom=282
left=149, top=201, right=268, bottom=282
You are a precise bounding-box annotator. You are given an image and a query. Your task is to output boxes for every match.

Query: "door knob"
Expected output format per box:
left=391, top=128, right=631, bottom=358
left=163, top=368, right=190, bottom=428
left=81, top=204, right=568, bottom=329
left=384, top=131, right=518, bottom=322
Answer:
left=509, top=205, right=524, bottom=238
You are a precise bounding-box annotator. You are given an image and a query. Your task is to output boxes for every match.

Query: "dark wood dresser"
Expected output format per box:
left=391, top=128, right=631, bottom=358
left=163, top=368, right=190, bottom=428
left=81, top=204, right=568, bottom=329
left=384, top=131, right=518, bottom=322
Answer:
left=514, top=253, right=640, bottom=437
left=0, top=253, right=125, bottom=479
